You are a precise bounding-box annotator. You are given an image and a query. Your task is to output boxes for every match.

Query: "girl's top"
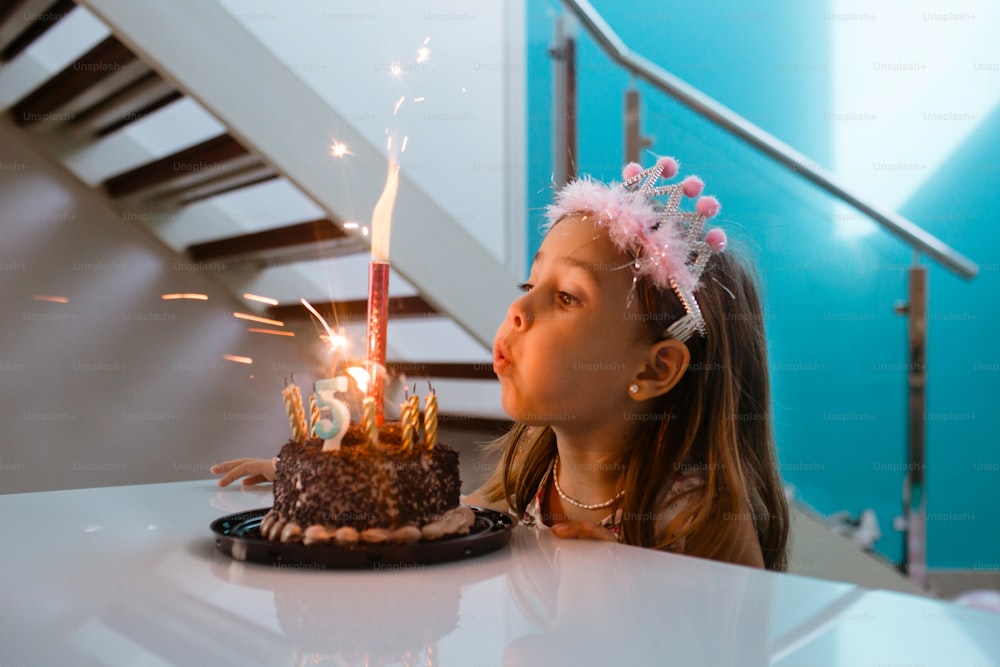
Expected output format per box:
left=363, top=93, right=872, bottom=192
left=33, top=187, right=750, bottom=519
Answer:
left=521, top=458, right=704, bottom=553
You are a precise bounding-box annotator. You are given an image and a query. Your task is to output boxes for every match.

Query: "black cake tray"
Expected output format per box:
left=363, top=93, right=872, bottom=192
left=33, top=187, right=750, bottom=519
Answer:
left=211, top=506, right=514, bottom=569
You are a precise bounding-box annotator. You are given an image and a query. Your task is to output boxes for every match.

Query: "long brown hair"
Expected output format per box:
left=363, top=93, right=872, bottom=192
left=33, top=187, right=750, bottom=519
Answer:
left=480, top=243, right=789, bottom=571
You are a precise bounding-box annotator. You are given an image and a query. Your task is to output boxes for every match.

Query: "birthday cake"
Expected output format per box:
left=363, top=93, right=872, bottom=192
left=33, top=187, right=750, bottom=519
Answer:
left=260, top=421, right=473, bottom=545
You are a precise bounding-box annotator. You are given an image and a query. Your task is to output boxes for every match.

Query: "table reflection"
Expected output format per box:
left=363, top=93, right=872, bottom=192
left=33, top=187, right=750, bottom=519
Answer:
left=210, top=536, right=514, bottom=666
left=501, top=528, right=771, bottom=665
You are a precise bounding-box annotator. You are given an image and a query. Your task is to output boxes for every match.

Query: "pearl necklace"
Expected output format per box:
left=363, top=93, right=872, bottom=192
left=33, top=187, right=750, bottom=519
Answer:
left=552, top=456, right=625, bottom=510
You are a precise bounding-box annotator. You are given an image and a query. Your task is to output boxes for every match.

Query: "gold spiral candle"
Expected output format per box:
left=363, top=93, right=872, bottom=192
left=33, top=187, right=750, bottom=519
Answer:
left=362, top=397, right=378, bottom=449
left=290, top=384, right=308, bottom=442
left=308, top=392, right=320, bottom=436
left=424, top=391, right=437, bottom=450
left=401, top=401, right=414, bottom=452
left=282, top=385, right=298, bottom=441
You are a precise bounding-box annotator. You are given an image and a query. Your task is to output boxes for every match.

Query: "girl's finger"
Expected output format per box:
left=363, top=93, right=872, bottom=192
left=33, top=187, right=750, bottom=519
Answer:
left=579, top=522, right=617, bottom=542
left=217, top=463, right=253, bottom=487
left=241, top=473, right=268, bottom=486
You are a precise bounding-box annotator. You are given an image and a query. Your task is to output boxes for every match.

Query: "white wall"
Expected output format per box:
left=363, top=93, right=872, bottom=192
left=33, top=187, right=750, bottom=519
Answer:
left=0, top=121, right=322, bottom=494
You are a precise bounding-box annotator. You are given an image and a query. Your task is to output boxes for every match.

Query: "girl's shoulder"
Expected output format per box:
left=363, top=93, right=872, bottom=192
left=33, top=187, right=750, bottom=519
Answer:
left=659, top=468, right=705, bottom=507
left=651, top=469, right=706, bottom=550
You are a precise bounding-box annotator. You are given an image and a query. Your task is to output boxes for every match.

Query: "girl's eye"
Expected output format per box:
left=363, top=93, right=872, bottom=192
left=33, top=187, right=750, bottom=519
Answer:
left=517, top=282, right=533, bottom=293
left=558, top=291, right=578, bottom=306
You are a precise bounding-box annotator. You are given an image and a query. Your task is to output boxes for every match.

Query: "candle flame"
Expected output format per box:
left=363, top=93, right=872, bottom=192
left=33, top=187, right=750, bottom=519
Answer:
left=243, top=293, right=278, bottom=306
left=32, top=295, right=68, bottom=303
left=223, top=354, right=253, bottom=365
left=161, top=293, right=208, bottom=301
left=346, top=366, right=370, bottom=394
left=247, top=327, right=295, bottom=337
left=233, top=312, right=284, bottom=327
left=370, top=159, right=400, bottom=261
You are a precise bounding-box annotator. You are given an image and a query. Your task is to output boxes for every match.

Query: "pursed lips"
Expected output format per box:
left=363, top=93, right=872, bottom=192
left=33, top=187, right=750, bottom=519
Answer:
left=493, top=340, right=512, bottom=375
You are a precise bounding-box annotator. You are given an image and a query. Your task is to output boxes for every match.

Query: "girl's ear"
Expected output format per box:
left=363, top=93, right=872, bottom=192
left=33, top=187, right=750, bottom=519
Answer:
left=630, top=339, right=690, bottom=400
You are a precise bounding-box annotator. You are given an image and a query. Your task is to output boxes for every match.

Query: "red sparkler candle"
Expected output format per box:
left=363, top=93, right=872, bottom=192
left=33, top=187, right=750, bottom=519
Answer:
left=366, top=158, right=400, bottom=425
left=366, top=261, right=390, bottom=424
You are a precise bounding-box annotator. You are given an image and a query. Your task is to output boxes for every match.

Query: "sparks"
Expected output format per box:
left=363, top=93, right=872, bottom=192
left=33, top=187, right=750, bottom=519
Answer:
left=233, top=312, right=284, bottom=327
left=243, top=293, right=278, bottom=306
left=413, top=97, right=425, bottom=103
left=343, top=222, right=359, bottom=230
left=161, top=293, right=208, bottom=301
left=393, top=96, right=405, bottom=116
left=330, top=140, right=350, bottom=158
left=416, top=46, right=430, bottom=64
left=31, top=295, right=68, bottom=303
left=300, top=298, right=341, bottom=343
left=389, top=62, right=402, bottom=78
left=223, top=354, right=253, bottom=365
left=322, top=331, right=348, bottom=350
left=247, top=327, right=295, bottom=337
left=401, top=135, right=409, bottom=153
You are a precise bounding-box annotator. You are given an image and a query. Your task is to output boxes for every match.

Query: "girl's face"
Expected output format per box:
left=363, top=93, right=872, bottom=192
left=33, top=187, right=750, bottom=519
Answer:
left=493, top=214, right=650, bottom=430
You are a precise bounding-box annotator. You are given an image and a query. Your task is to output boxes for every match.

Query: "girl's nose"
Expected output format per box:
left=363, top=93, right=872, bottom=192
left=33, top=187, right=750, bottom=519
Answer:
left=507, top=294, right=532, bottom=330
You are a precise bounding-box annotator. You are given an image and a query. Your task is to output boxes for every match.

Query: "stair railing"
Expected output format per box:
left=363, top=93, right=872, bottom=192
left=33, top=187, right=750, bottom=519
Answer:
left=550, top=0, right=980, bottom=588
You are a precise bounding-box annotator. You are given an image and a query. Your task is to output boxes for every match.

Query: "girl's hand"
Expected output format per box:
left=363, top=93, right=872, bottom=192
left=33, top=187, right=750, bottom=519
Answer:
left=210, top=458, right=276, bottom=487
left=550, top=521, right=617, bottom=542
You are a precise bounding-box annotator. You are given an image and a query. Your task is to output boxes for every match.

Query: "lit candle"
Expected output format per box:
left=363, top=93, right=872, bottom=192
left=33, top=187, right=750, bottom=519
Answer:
left=314, top=377, right=350, bottom=451
left=362, top=396, right=378, bottom=449
left=424, top=390, right=438, bottom=450
left=366, top=158, right=400, bottom=425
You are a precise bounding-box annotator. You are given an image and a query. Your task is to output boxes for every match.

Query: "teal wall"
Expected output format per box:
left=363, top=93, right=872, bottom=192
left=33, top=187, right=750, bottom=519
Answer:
left=526, top=1, right=999, bottom=568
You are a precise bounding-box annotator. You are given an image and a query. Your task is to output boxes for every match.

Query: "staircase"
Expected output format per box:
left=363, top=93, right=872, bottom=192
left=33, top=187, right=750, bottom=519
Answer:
left=0, top=0, right=516, bottom=431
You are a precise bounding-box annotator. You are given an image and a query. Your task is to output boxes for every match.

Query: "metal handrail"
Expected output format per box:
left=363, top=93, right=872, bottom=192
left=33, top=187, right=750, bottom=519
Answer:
left=561, top=0, right=979, bottom=280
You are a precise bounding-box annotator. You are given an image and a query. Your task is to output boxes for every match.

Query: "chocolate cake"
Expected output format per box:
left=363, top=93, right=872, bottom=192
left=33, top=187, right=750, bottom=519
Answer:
left=260, top=422, right=474, bottom=545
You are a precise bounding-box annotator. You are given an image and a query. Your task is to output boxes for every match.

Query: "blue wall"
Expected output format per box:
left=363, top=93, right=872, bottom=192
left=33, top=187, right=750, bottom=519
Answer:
left=526, top=0, right=999, bottom=568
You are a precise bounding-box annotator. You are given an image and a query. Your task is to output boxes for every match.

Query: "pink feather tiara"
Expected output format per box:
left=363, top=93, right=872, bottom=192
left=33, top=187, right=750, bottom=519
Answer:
left=544, top=156, right=727, bottom=341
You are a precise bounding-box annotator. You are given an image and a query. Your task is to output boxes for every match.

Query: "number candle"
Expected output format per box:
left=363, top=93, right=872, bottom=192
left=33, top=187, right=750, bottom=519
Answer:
left=315, top=377, right=350, bottom=451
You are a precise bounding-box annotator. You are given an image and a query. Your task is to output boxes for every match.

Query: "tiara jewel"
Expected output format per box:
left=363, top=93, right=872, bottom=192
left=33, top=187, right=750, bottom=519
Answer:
left=544, top=156, right=726, bottom=341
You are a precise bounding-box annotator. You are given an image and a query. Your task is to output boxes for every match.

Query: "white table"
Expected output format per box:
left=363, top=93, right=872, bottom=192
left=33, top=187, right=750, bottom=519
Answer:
left=1, top=481, right=997, bottom=666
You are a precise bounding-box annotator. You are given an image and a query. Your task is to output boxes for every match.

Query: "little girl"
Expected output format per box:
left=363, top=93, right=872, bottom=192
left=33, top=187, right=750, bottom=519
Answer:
left=214, top=156, right=789, bottom=570
left=464, top=157, right=788, bottom=570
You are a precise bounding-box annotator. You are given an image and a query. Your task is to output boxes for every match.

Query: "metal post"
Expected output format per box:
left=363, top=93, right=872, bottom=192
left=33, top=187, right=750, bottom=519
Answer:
left=896, top=263, right=928, bottom=587
left=624, top=88, right=652, bottom=164
left=550, top=14, right=576, bottom=185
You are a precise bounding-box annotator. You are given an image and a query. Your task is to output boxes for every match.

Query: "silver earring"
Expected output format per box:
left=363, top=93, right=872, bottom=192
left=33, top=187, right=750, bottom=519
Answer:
left=629, top=384, right=640, bottom=395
